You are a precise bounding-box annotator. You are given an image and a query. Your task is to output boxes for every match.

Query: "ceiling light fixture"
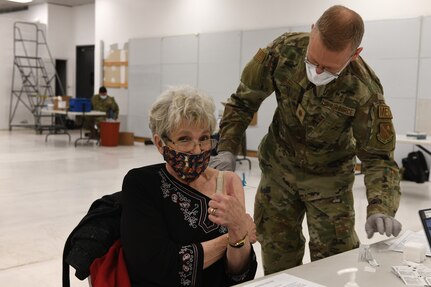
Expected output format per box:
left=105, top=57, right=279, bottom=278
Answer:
left=7, top=0, right=33, bottom=3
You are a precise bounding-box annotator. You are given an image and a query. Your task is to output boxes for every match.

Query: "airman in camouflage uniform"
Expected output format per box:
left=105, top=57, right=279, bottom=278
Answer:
left=212, top=5, right=401, bottom=275
left=84, top=86, right=119, bottom=135
left=92, top=93, right=119, bottom=120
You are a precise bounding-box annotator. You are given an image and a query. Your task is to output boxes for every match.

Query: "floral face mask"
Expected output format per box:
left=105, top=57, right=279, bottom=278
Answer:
left=162, top=145, right=211, bottom=183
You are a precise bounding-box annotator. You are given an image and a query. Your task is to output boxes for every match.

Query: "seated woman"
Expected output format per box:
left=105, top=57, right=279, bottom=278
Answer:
left=121, top=85, right=257, bottom=287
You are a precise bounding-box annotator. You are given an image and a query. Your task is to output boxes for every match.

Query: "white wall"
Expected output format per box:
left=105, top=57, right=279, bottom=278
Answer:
left=6, top=3, right=49, bottom=23
left=94, top=0, right=431, bottom=89
left=0, top=17, right=18, bottom=130
left=74, top=4, right=95, bottom=46
left=47, top=4, right=74, bottom=96
left=0, top=3, right=95, bottom=130
left=94, top=0, right=431, bottom=118
left=47, top=3, right=95, bottom=98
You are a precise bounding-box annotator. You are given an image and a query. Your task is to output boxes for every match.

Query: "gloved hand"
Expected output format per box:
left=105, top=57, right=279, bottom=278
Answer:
left=365, top=213, right=402, bottom=239
left=209, top=151, right=236, bottom=171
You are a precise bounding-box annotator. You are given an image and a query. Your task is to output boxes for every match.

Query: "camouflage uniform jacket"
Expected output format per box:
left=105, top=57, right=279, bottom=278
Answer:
left=218, top=33, right=400, bottom=217
left=92, top=94, right=119, bottom=119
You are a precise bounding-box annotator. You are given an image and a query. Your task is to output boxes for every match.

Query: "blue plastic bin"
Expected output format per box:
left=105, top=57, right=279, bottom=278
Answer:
left=69, top=98, right=91, bottom=112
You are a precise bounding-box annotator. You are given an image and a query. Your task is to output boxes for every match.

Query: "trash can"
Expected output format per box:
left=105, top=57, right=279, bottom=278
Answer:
left=99, top=121, right=120, bottom=147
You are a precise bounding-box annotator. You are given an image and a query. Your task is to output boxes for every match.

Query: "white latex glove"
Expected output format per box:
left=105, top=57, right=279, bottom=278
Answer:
left=209, top=151, right=236, bottom=171
left=365, top=213, right=402, bottom=239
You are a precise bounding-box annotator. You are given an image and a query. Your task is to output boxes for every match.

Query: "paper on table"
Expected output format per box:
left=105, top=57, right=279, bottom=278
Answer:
left=391, top=265, right=431, bottom=286
left=240, top=273, right=326, bottom=287
left=387, top=230, right=431, bottom=256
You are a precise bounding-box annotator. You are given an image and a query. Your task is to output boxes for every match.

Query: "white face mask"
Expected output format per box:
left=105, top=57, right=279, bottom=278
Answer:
left=100, top=95, right=107, bottom=100
left=305, top=62, right=339, bottom=86
left=304, top=48, right=353, bottom=86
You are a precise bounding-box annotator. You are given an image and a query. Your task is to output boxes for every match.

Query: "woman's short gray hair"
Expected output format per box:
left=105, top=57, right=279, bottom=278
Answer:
left=149, top=85, right=216, bottom=138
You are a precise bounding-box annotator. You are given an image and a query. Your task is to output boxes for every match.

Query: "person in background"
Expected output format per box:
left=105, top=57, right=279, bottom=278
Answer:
left=92, top=86, right=119, bottom=120
left=210, top=5, right=402, bottom=275
left=85, top=86, right=120, bottom=138
left=121, top=85, right=257, bottom=286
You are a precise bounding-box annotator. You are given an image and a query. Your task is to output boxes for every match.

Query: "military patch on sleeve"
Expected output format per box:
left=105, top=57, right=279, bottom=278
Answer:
left=378, top=105, right=393, bottom=119
left=377, top=122, right=394, bottom=144
left=253, top=48, right=266, bottom=64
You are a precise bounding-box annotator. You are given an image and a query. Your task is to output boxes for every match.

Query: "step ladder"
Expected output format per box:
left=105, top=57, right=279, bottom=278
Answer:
left=9, top=21, right=65, bottom=133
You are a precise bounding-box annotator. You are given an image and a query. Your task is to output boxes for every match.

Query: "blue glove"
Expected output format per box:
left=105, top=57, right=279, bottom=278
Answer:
left=209, top=151, right=236, bottom=171
left=365, top=214, right=402, bottom=239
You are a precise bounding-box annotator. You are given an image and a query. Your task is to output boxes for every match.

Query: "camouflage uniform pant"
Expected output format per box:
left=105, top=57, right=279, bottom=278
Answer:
left=82, top=115, right=106, bottom=132
left=254, top=168, right=360, bottom=275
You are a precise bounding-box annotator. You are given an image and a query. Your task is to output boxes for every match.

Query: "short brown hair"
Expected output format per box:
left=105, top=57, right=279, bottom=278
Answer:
left=315, top=5, right=364, bottom=52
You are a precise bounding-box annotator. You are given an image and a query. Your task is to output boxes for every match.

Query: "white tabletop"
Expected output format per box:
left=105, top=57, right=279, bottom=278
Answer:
left=235, top=240, right=431, bottom=287
left=396, top=134, right=431, bottom=145
left=41, top=109, right=106, bottom=116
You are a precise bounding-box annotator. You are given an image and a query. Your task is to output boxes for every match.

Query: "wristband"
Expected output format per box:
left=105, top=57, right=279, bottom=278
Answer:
left=228, top=232, right=248, bottom=248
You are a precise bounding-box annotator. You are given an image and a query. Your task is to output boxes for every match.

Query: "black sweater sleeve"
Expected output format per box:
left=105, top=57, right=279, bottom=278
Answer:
left=120, top=167, right=204, bottom=286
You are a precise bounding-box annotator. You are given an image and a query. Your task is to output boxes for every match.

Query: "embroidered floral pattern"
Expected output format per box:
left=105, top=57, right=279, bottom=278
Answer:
left=158, top=169, right=232, bottom=285
left=161, top=179, right=174, bottom=198
left=159, top=170, right=223, bottom=232
left=228, top=252, right=257, bottom=283
left=219, top=225, right=228, bottom=234
left=160, top=171, right=200, bottom=228
left=178, top=245, right=197, bottom=286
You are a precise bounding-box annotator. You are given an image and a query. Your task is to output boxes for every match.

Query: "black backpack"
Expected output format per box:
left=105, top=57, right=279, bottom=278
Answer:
left=402, top=150, right=430, bottom=183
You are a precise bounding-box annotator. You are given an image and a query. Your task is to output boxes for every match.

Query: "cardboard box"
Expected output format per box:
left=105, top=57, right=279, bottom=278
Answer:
left=119, top=132, right=134, bottom=145
left=54, top=96, right=71, bottom=110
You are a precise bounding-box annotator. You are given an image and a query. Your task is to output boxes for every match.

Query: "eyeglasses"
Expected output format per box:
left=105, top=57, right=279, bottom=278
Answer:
left=165, top=137, right=218, bottom=152
left=304, top=56, right=339, bottom=77
left=304, top=49, right=354, bottom=77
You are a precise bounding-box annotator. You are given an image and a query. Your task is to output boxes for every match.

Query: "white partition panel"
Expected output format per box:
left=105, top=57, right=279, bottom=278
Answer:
left=128, top=37, right=162, bottom=138
left=417, top=16, right=431, bottom=104
left=241, top=27, right=290, bottom=70
left=386, top=98, right=417, bottom=134
left=359, top=18, right=422, bottom=165
left=162, top=64, right=198, bottom=89
left=416, top=98, right=431, bottom=135
left=417, top=59, right=431, bottom=100
left=198, top=31, right=241, bottom=117
left=361, top=18, right=420, bottom=59
left=416, top=16, right=431, bottom=136
left=161, top=34, right=198, bottom=90
left=420, top=16, right=431, bottom=58
left=367, top=59, right=418, bottom=100
left=290, top=25, right=311, bottom=33
left=126, top=16, right=429, bottom=166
